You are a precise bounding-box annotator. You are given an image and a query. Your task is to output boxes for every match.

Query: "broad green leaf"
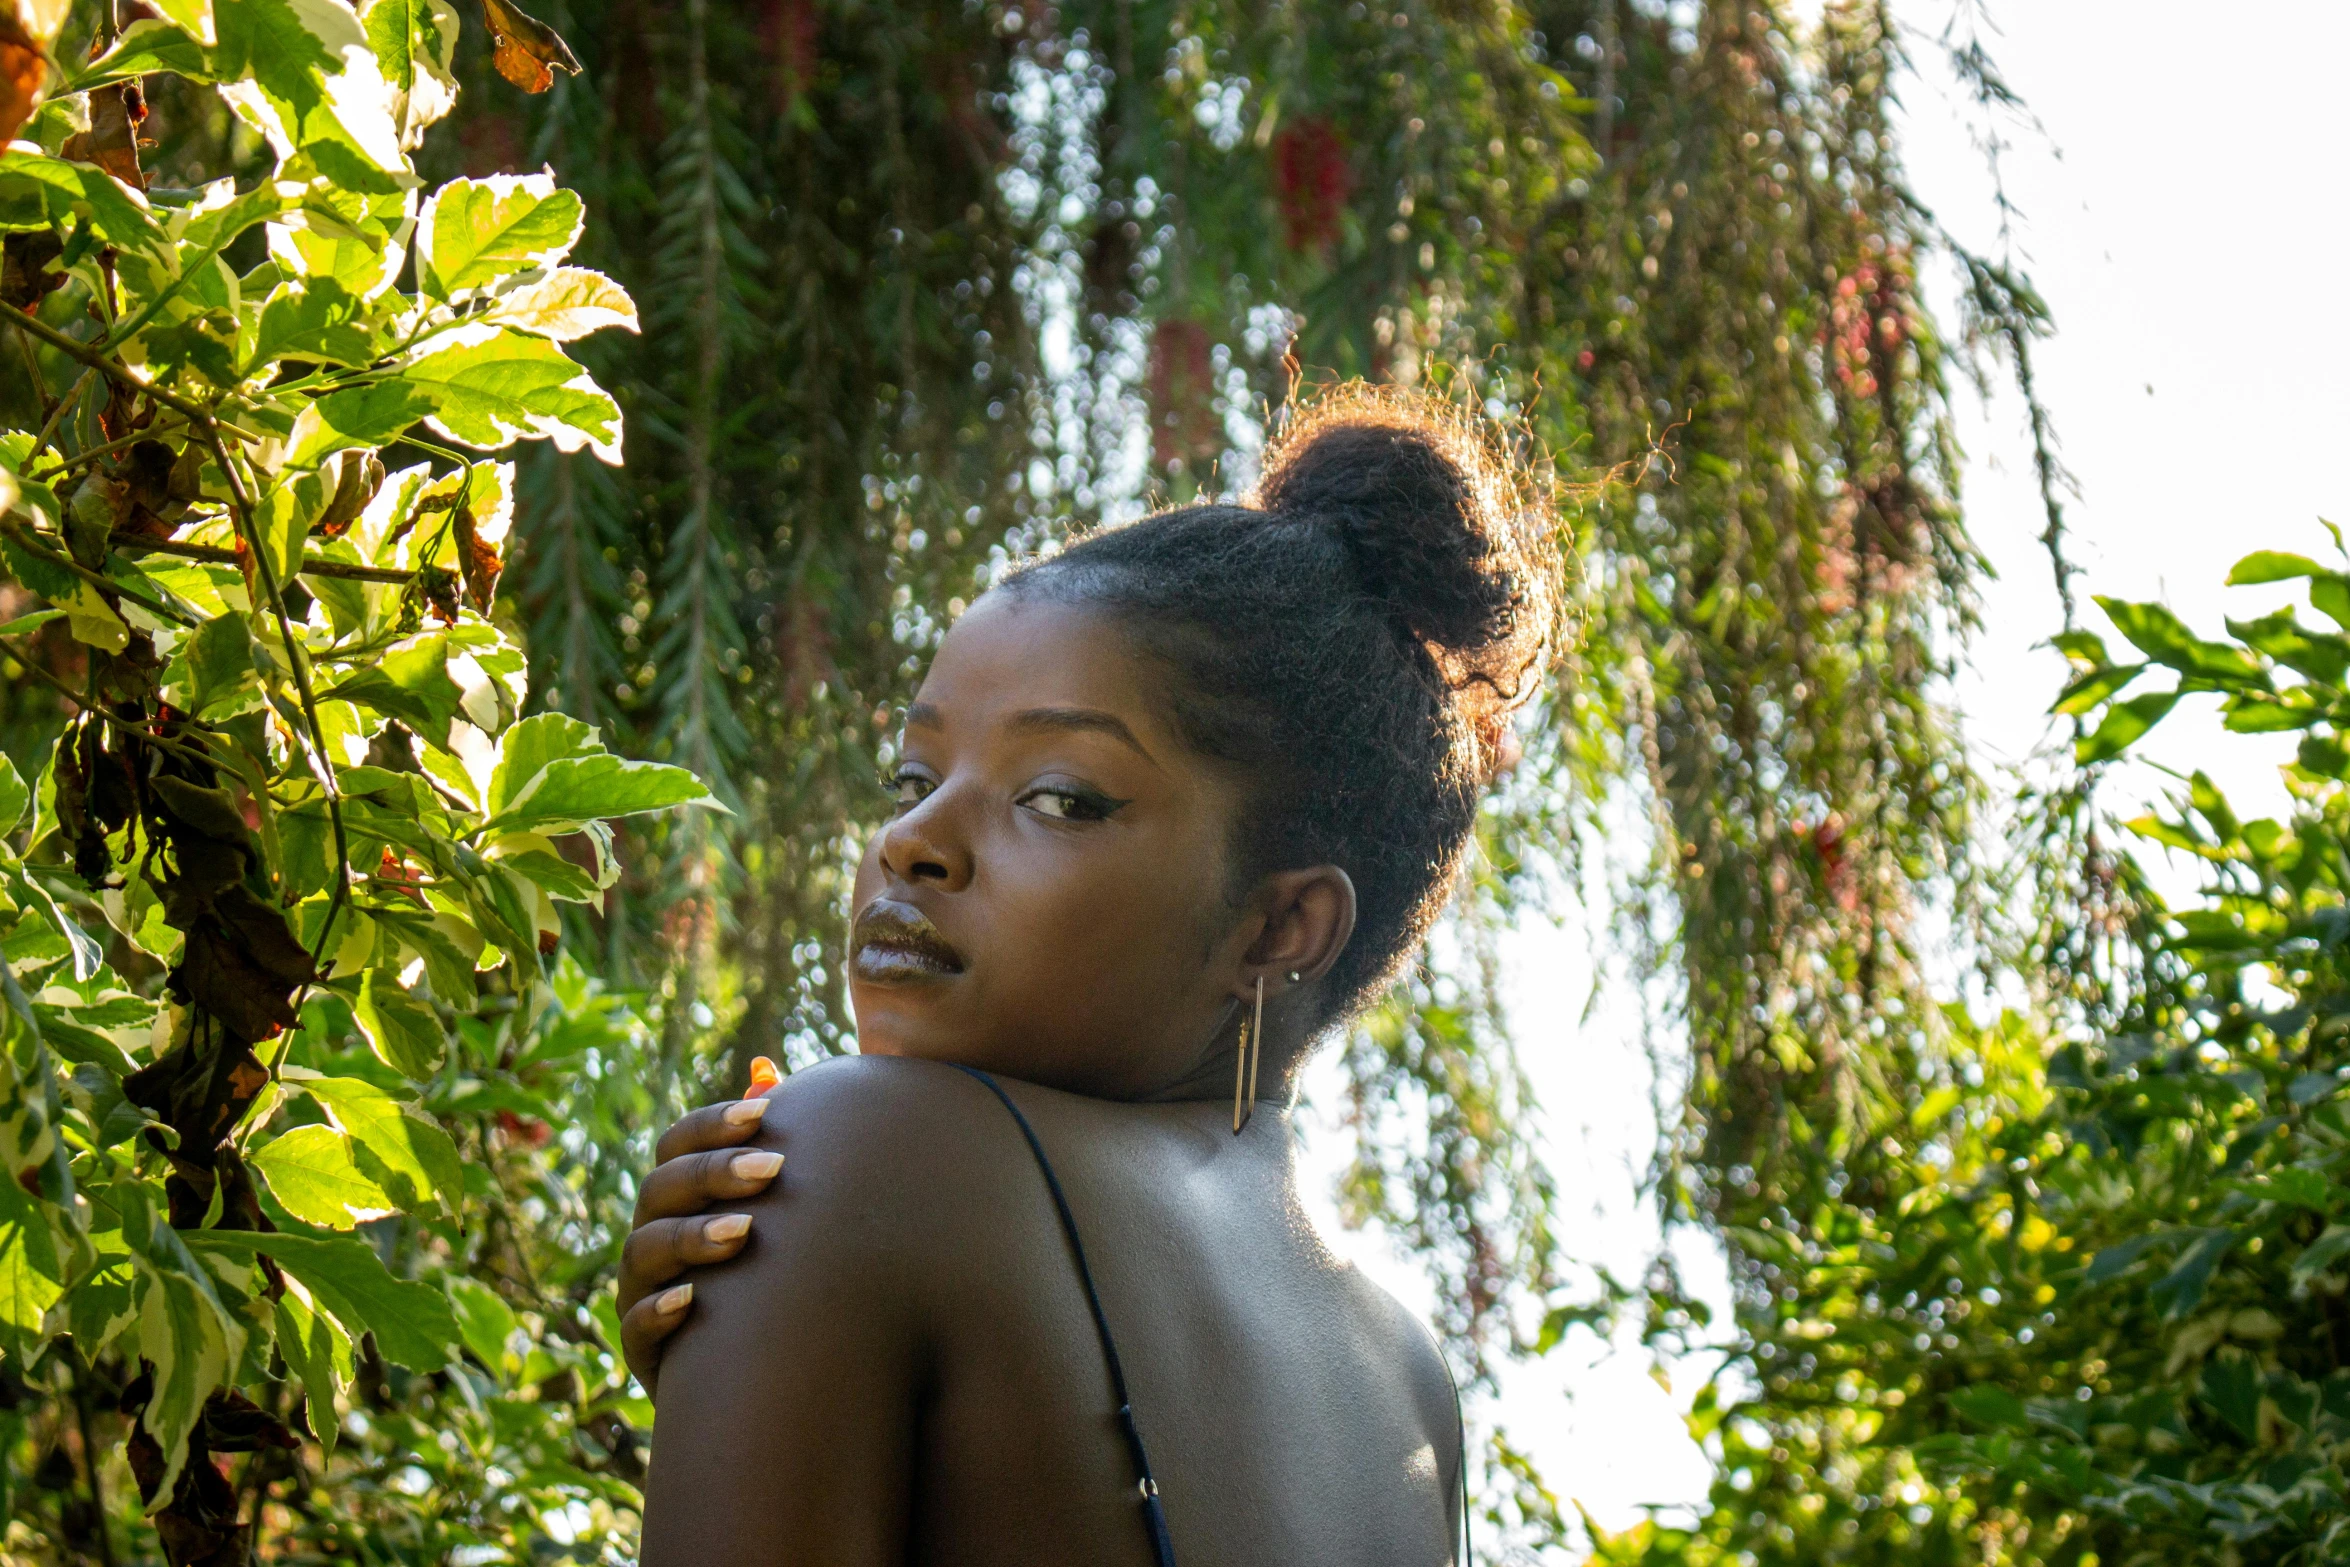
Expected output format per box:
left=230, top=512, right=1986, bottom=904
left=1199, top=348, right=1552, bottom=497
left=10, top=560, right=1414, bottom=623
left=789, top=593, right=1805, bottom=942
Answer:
left=480, top=265, right=640, bottom=341
left=2075, top=689, right=2182, bottom=764
left=188, top=1227, right=457, bottom=1371
left=0, top=754, right=25, bottom=836
left=2149, top=1227, right=2236, bottom=1319
left=1948, top=1384, right=2027, bottom=1430
left=285, top=380, right=439, bottom=467
left=249, top=1123, right=398, bottom=1228
left=66, top=18, right=216, bottom=89
left=2228, top=550, right=2326, bottom=586
left=360, top=0, right=460, bottom=148
left=324, top=633, right=465, bottom=746
left=273, top=1286, right=348, bottom=1457
left=2052, top=661, right=2145, bottom=717
left=208, top=0, right=408, bottom=195
left=406, top=325, right=622, bottom=464
left=2096, top=597, right=2265, bottom=684
left=246, top=278, right=383, bottom=370
left=445, top=1273, right=517, bottom=1372
left=0, top=1174, right=63, bottom=1343
left=119, top=1186, right=243, bottom=1505
left=147, top=0, right=219, bottom=47
left=295, top=1075, right=461, bottom=1211
left=355, top=966, right=445, bottom=1077
left=417, top=173, right=583, bottom=297
left=161, top=610, right=261, bottom=718
left=483, top=712, right=713, bottom=834
left=0, top=153, right=166, bottom=255
left=2292, top=1223, right=2350, bottom=1284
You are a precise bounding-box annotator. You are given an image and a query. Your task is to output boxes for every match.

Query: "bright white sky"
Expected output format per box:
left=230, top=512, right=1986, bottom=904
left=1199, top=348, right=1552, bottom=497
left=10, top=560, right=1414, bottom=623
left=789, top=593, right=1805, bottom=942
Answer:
left=1299, top=0, right=2350, bottom=1552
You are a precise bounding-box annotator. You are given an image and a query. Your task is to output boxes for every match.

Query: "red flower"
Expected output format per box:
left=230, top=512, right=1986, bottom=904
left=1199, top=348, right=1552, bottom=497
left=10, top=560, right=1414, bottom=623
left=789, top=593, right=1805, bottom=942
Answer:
left=1270, top=118, right=1353, bottom=254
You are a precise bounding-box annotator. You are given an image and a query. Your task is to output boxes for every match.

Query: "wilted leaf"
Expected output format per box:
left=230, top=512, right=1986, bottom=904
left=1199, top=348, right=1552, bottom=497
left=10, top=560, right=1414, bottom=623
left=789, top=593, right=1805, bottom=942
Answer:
left=0, top=11, right=45, bottom=152
left=479, top=0, right=579, bottom=93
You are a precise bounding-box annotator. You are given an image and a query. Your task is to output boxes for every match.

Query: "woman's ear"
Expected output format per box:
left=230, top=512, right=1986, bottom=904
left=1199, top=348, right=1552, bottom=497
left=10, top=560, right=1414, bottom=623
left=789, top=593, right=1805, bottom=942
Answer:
left=1237, top=865, right=1357, bottom=994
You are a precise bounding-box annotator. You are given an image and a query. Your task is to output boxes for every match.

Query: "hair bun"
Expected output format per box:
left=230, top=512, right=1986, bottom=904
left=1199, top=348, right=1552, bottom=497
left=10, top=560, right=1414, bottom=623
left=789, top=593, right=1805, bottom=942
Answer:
left=1254, top=386, right=1560, bottom=708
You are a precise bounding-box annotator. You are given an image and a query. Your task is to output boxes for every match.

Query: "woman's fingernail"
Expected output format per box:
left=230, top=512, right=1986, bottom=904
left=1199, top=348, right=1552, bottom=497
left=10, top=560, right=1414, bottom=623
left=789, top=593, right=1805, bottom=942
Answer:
left=723, top=1098, right=769, bottom=1127
left=730, top=1150, right=784, bottom=1181
left=656, top=1283, right=693, bottom=1314
left=706, top=1213, right=751, bottom=1243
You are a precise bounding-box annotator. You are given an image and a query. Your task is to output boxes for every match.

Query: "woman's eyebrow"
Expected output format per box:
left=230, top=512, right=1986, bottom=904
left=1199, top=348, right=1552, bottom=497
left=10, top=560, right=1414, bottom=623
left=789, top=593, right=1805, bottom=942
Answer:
left=1004, top=706, right=1156, bottom=761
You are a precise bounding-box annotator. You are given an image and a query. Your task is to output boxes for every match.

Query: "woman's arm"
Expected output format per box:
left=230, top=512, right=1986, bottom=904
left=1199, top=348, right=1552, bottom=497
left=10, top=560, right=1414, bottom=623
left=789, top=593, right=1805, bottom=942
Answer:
left=638, top=1058, right=950, bottom=1566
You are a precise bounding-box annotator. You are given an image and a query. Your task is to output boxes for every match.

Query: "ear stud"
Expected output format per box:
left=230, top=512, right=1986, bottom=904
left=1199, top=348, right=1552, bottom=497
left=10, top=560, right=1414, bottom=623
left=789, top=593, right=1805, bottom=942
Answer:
left=1285, top=970, right=1302, bottom=984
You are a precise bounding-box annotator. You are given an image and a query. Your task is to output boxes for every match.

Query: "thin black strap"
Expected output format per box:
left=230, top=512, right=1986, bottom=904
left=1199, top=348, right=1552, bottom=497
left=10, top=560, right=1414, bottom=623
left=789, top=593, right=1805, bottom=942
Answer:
left=952, top=1066, right=1178, bottom=1567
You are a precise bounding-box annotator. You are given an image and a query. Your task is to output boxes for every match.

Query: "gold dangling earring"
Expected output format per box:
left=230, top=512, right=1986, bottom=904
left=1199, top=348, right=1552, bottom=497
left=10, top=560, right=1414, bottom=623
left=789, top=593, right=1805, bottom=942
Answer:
left=1234, top=974, right=1264, bottom=1135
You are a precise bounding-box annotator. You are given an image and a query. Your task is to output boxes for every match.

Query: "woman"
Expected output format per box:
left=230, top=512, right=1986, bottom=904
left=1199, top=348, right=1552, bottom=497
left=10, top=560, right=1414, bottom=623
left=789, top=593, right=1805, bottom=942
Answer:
left=622, top=385, right=1560, bottom=1565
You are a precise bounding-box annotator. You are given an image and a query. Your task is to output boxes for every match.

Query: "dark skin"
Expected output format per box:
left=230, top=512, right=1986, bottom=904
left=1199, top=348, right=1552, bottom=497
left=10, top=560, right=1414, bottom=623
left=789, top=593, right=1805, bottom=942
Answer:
left=630, top=592, right=1464, bottom=1565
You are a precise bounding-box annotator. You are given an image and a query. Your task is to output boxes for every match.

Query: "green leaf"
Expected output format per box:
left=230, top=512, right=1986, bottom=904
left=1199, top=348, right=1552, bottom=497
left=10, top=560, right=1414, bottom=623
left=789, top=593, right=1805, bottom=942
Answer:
left=2292, top=1224, right=2350, bottom=1285
left=360, top=0, right=460, bottom=147
left=406, top=326, right=622, bottom=464
left=2052, top=661, right=2146, bottom=717
left=2149, top=1227, right=2236, bottom=1319
left=2201, top=1355, right=2264, bottom=1441
left=354, top=967, right=445, bottom=1078
left=188, top=1228, right=457, bottom=1371
left=250, top=1123, right=398, bottom=1228
left=1948, top=1384, right=2027, bottom=1430
left=67, top=18, right=216, bottom=89
left=0, top=153, right=166, bottom=255
left=1908, top=1085, right=1961, bottom=1128
left=2076, top=689, right=2182, bottom=764
left=0, top=754, right=25, bottom=837
left=324, top=633, right=465, bottom=746
left=417, top=174, right=584, bottom=297
left=2097, top=597, right=2265, bottom=684
left=445, top=1273, right=517, bottom=1372
left=2050, top=629, right=2109, bottom=665
left=206, top=0, right=408, bottom=194
left=2228, top=550, right=2326, bottom=585
left=483, top=712, right=714, bottom=834
left=285, top=380, right=439, bottom=468
left=162, top=610, right=260, bottom=718
left=294, top=1075, right=461, bottom=1211
left=118, top=1186, right=243, bottom=1505
left=246, top=278, right=382, bottom=371
left=273, top=1287, right=348, bottom=1458
left=0, top=1175, right=63, bottom=1345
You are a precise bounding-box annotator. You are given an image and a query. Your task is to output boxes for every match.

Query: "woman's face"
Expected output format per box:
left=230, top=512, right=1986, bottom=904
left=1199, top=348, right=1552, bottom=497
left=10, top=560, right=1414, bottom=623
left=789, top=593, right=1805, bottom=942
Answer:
left=847, top=590, right=1256, bottom=1098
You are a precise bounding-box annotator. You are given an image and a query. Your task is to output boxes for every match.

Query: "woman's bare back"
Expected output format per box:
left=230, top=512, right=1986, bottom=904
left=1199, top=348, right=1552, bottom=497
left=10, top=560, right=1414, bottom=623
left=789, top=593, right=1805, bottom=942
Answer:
left=640, top=1055, right=1462, bottom=1567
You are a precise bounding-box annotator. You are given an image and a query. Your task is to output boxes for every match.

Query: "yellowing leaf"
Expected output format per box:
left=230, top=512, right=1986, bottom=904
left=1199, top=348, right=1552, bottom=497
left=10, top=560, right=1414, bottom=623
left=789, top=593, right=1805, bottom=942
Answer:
left=406, top=324, right=622, bottom=464
left=480, top=266, right=639, bottom=340
left=417, top=173, right=583, bottom=298
left=250, top=1123, right=398, bottom=1228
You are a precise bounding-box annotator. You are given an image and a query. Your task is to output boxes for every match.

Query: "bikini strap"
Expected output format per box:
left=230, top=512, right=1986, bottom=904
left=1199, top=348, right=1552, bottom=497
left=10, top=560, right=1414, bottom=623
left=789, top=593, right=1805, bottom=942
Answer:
left=951, top=1065, right=1178, bottom=1567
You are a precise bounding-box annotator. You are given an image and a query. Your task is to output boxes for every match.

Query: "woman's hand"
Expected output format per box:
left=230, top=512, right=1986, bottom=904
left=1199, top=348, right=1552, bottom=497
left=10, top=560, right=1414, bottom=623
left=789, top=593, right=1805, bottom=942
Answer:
left=615, top=1095, right=785, bottom=1394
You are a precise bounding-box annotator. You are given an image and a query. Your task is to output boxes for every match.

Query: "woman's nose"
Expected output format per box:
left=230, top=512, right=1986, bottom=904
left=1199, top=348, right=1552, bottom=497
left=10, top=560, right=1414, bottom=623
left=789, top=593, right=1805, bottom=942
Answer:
left=877, top=793, right=973, bottom=889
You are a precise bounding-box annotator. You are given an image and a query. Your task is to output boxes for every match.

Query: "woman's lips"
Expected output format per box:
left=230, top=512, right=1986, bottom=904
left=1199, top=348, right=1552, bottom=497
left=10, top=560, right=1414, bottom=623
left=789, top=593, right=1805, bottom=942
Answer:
left=850, top=899, right=966, bottom=983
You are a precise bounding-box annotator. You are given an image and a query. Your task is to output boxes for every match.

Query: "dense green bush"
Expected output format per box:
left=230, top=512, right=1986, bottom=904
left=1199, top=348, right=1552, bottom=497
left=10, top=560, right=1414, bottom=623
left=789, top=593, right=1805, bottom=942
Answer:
left=1589, top=548, right=2350, bottom=1566
left=0, top=0, right=710, bottom=1559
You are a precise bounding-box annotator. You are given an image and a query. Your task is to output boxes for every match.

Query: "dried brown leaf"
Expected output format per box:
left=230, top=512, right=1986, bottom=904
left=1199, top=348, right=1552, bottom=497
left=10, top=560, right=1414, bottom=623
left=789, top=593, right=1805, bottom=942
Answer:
left=481, top=0, right=579, bottom=94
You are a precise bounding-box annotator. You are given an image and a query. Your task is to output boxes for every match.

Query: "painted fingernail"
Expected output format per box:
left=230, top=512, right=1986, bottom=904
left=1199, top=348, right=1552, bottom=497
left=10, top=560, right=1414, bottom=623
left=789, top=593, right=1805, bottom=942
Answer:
left=730, top=1150, right=784, bottom=1181
left=656, top=1283, right=693, bottom=1314
left=723, top=1098, right=769, bottom=1127
left=705, top=1213, right=751, bottom=1243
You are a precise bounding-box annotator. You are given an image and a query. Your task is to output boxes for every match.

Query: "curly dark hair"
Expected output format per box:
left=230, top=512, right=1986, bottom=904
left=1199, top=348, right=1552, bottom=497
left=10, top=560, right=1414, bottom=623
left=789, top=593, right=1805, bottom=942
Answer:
left=1007, top=383, right=1564, bottom=1024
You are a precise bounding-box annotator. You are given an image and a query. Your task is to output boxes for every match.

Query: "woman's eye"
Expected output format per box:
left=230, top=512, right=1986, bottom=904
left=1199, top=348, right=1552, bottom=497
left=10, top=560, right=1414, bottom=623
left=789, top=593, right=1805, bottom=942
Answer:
left=888, top=770, right=935, bottom=810
left=1020, top=786, right=1119, bottom=822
